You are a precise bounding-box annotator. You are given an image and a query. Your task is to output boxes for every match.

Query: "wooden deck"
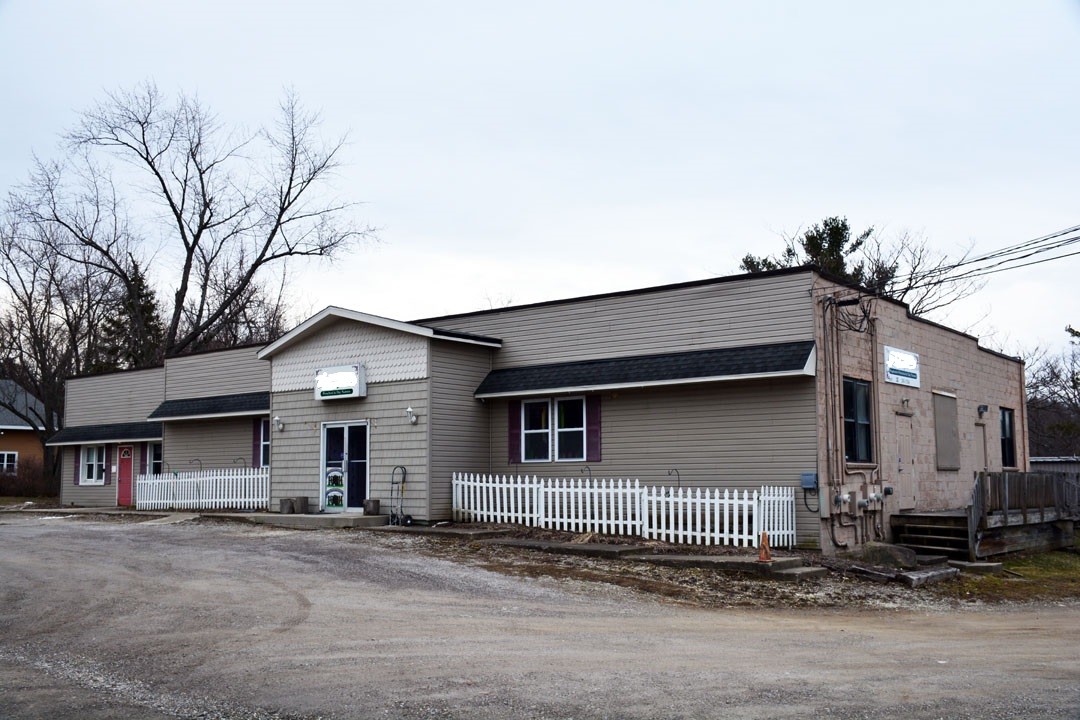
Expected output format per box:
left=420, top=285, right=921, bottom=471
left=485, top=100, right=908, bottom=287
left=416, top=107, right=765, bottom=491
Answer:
left=892, top=471, right=1079, bottom=560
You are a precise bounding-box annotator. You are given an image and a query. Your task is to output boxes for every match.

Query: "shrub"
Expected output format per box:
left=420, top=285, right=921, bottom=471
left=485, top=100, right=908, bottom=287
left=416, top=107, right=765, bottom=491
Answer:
left=0, top=457, right=57, bottom=498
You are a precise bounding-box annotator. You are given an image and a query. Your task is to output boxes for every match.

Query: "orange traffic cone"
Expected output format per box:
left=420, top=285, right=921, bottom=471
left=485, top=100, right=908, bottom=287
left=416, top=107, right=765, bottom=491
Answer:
left=758, top=530, right=772, bottom=562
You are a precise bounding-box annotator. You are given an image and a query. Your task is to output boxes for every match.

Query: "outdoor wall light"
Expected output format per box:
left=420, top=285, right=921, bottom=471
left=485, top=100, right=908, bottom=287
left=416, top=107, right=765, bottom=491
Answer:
left=273, top=416, right=285, bottom=432
left=405, top=407, right=418, bottom=425
left=977, top=404, right=989, bottom=418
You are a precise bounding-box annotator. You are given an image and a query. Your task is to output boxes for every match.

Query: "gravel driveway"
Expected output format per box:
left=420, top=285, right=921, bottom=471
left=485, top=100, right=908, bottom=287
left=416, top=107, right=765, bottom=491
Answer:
left=0, top=514, right=1077, bottom=719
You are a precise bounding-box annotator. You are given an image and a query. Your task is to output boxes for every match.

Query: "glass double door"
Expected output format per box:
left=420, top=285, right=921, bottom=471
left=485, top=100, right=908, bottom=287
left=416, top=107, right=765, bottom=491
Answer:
left=322, top=422, right=368, bottom=513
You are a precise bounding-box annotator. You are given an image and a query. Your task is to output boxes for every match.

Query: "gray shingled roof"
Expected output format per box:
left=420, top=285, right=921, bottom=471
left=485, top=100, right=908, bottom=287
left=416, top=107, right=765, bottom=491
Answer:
left=0, top=379, right=46, bottom=429
left=474, top=341, right=815, bottom=397
left=48, top=421, right=163, bottom=445
left=147, top=392, right=270, bottom=420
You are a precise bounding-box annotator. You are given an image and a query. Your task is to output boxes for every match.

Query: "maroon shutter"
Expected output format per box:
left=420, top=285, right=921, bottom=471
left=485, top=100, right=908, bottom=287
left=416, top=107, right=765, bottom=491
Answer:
left=508, top=399, right=521, bottom=464
left=585, top=395, right=602, bottom=463
left=138, top=443, right=147, bottom=475
left=73, top=446, right=80, bottom=486
left=104, top=445, right=113, bottom=485
left=252, top=418, right=261, bottom=468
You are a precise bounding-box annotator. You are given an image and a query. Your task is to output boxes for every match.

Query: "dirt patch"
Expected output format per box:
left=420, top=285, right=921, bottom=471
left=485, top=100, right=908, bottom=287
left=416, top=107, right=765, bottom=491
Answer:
left=364, top=523, right=1080, bottom=610
left=352, top=526, right=952, bottom=611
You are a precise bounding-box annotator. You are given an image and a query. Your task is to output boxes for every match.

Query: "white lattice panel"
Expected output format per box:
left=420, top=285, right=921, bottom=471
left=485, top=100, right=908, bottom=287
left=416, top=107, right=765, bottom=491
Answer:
left=271, top=320, right=428, bottom=391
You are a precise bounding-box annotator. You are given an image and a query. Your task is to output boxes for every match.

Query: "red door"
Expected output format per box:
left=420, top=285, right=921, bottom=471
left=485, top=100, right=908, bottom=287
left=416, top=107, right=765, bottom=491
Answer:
left=117, top=445, right=134, bottom=506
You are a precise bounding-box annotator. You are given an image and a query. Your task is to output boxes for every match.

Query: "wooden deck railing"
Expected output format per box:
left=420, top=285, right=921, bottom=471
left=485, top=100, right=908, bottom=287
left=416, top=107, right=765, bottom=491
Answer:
left=967, top=471, right=1079, bottom=560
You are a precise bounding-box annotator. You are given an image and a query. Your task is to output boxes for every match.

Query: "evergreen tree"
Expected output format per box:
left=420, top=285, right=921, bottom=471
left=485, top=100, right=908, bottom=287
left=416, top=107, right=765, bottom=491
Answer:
left=87, top=262, right=165, bottom=371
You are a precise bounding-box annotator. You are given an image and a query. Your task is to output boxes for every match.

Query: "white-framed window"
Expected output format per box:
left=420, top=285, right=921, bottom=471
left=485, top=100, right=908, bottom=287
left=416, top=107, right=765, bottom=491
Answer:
left=522, top=399, right=551, bottom=462
left=82, top=445, right=106, bottom=485
left=259, top=418, right=271, bottom=468
left=0, top=451, right=17, bottom=474
left=555, top=397, right=586, bottom=461
left=521, top=397, right=586, bottom=463
left=151, top=443, right=163, bottom=475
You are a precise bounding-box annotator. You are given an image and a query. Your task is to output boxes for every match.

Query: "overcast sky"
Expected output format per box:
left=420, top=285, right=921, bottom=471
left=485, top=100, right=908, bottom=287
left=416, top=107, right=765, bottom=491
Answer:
left=2, top=1, right=1077, bottom=354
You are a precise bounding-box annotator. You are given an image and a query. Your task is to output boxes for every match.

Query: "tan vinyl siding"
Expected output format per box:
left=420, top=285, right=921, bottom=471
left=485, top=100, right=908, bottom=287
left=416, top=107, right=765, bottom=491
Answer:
left=164, top=347, right=269, bottom=400
left=271, top=320, right=428, bottom=392
left=64, top=368, right=165, bottom=426
left=163, top=417, right=260, bottom=470
left=431, top=272, right=815, bottom=368
left=60, top=445, right=116, bottom=507
left=429, top=341, right=492, bottom=519
left=488, top=377, right=820, bottom=545
left=269, top=380, right=429, bottom=518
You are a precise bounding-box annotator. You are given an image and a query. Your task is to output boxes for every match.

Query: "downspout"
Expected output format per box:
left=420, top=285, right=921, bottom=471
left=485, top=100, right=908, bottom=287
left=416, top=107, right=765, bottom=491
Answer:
left=1017, top=359, right=1029, bottom=470
left=821, top=295, right=848, bottom=549
left=868, top=314, right=885, bottom=540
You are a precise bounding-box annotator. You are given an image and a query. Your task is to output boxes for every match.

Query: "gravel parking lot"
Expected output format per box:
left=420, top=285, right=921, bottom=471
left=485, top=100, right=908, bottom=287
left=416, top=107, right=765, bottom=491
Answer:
left=0, top=514, right=1077, bottom=719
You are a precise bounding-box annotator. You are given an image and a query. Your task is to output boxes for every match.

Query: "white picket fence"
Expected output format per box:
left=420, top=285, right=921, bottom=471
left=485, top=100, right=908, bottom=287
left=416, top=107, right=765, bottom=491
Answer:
left=136, top=467, right=270, bottom=511
left=452, top=473, right=797, bottom=548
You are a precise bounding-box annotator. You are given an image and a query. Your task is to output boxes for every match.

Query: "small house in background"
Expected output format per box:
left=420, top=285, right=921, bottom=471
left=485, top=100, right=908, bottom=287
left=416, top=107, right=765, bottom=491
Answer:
left=1031, top=457, right=1080, bottom=474
left=48, top=347, right=269, bottom=507
left=52, top=267, right=1029, bottom=552
left=0, top=379, right=47, bottom=478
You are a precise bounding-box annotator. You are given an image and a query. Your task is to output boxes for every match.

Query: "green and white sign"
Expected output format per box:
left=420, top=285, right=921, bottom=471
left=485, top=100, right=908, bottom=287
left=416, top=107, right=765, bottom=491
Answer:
left=315, top=364, right=367, bottom=400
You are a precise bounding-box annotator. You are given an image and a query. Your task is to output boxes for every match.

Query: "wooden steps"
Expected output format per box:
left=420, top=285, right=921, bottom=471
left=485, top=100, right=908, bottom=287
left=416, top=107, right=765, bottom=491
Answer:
left=890, top=512, right=970, bottom=560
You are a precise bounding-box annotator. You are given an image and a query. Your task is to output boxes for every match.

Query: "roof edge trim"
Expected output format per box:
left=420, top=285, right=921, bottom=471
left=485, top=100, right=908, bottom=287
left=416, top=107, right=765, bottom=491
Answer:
left=258, top=306, right=501, bottom=359
left=48, top=436, right=163, bottom=447
left=150, top=410, right=270, bottom=422
left=475, top=365, right=815, bottom=399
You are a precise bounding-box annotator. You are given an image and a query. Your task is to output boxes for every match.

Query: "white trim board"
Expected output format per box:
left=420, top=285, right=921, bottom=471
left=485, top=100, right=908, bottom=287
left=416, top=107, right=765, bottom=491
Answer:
left=258, top=306, right=501, bottom=359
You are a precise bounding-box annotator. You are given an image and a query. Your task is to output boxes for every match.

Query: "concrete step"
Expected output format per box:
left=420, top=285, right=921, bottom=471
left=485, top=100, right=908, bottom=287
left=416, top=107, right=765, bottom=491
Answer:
left=771, top=566, right=827, bottom=582
left=896, top=567, right=960, bottom=587
left=947, top=560, right=1004, bottom=575
left=630, top=554, right=804, bottom=576
left=240, top=513, right=389, bottom=529
left=478, top=538, right=652, bottom=558
left=379, top=525, right=511, bottom=540
left=915, top=554, right=950, bottom=566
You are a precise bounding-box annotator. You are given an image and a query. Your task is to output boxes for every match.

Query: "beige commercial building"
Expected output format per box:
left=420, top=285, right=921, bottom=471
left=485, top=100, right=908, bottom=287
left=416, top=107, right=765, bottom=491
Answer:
left=51, top=267, right=1026, bottom=551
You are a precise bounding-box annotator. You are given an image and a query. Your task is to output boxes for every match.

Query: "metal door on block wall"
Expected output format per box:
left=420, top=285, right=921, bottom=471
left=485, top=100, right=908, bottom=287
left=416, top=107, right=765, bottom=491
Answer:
left=894, top=415, right=917, bottom=510
left=117, top=445, right=134, bottom=506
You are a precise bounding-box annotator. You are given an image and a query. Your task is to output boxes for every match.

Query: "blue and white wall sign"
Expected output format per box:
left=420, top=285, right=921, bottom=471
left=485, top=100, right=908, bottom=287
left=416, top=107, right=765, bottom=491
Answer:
left=884, top=346, right=921, bottom=388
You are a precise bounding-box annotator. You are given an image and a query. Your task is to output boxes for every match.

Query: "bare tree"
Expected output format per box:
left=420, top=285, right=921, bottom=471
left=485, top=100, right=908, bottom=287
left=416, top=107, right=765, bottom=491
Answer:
left=860, top=231, right=984, bottom=317
left=0, top=216, right=122, bottom=486
left=16, top=83, right=372, bottom=356
left=1, top=84, right=371, bottom=487
left=741, top=217, right=983, bottom=318
left=1026, top=327, right=1080, bottom=456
